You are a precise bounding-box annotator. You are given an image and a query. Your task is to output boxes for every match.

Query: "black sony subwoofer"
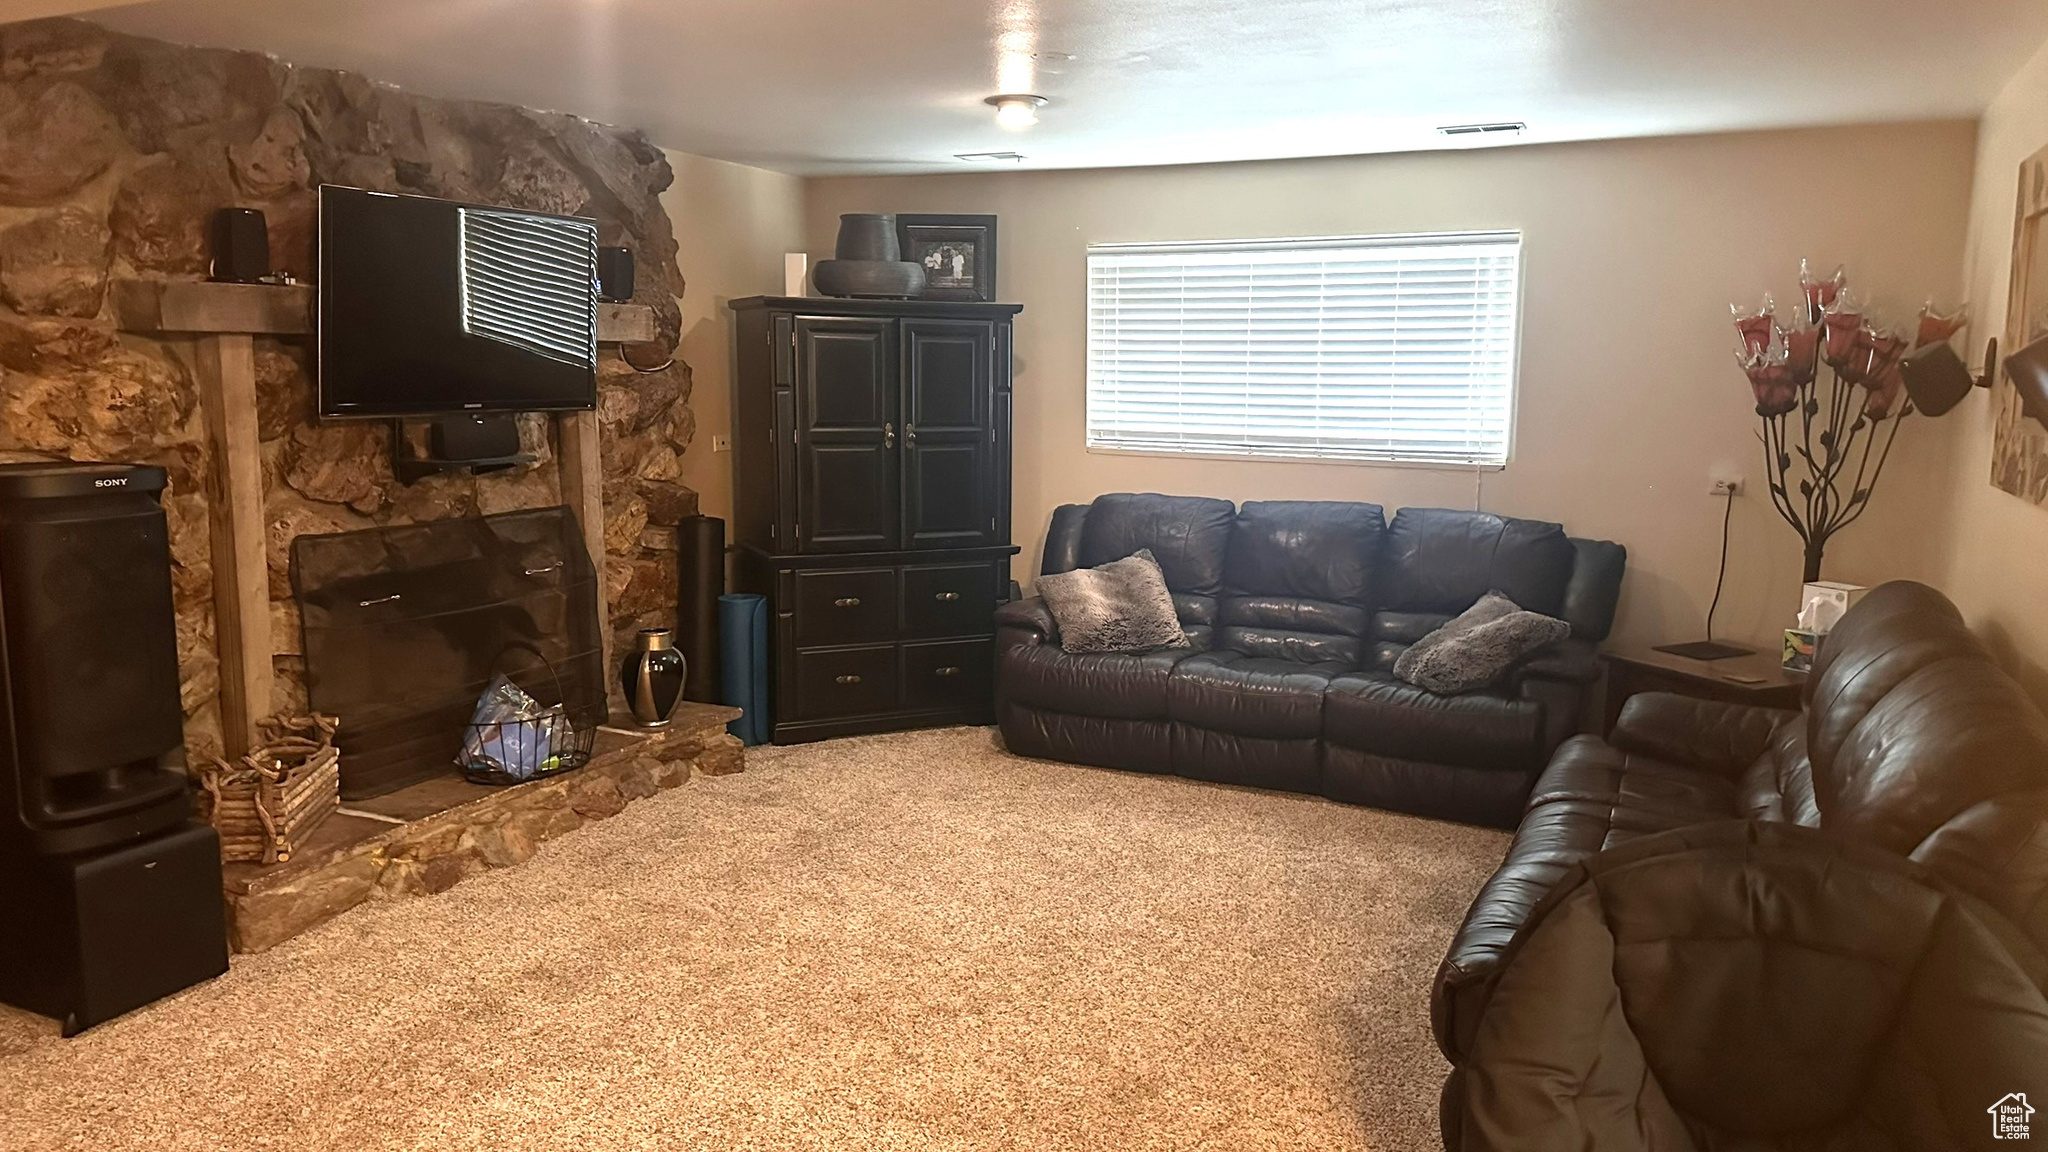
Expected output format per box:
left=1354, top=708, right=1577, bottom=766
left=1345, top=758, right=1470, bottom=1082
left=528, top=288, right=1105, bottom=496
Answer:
left=0, top=820, right=228, bottom=1035
left=0, top=461, right=191, bottom=856
left=598, top=245, right=635, bottom=303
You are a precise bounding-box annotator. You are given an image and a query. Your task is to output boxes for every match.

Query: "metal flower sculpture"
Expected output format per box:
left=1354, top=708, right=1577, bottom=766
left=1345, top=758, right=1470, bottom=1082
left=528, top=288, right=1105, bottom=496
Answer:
left=1733, top=261, right=1967, bottom=582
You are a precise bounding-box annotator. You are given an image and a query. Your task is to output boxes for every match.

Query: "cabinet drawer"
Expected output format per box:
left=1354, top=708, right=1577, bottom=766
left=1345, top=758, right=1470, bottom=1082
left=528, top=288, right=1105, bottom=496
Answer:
left=901, top=563, right=998, bottom=639
left=902, top=638, right=993, bottom=714
left=794, top=568, right=897, bottom=646
left=793, top=645, right=899, bottom=720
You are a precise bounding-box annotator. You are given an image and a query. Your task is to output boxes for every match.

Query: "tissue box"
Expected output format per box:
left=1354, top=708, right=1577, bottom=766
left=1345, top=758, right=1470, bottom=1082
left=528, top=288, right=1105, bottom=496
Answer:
left=1782, top=628, right=1821, bottom=672
left=1799, top=581, right=1869, bottom=634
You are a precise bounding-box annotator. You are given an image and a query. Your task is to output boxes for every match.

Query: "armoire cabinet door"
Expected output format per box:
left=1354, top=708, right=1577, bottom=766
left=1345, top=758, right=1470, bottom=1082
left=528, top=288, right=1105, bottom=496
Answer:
left=900, top=319, right=998, bottom=549
left=795, top=317, right=899, bottom=551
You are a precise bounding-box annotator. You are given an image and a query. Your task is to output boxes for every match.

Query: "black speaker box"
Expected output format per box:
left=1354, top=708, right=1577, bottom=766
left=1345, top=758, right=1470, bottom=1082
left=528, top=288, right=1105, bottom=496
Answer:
left=0, top=821, right=229, bottom=1035
left=428, top=412, right=521, bottom=462
left=209, top=207, right=270, bottom=284
left=598, top=245, right=635, bottom=303
left=0, top=462, right=190, bottom=857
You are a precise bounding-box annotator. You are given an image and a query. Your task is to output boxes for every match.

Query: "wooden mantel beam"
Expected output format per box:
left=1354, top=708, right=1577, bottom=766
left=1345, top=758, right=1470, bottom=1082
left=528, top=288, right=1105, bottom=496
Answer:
left=112, top=278, right=658, bottom=343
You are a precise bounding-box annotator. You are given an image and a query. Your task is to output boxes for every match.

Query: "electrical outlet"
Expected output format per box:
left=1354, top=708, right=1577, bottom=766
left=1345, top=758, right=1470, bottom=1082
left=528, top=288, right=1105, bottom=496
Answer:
left=1709, top=474, right=1743, bottom=496
left=711, top=434, right=732, bottom=453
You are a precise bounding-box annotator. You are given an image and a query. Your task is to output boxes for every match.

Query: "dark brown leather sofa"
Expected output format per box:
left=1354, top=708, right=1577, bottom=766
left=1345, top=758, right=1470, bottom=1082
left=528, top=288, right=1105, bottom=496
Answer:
left=1455, top=819, right=2048, bottom=1152
left=994, top=493, right=1627, bottom=827
left=1434, top=579, right=2048, bottom=1141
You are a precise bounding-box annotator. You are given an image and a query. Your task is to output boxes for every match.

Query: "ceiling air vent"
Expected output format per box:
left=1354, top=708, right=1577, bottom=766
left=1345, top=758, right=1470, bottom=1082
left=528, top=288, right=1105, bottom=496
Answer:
left=1438, top=122, right=1526, bottom=137
left=955, top=151, right=1027, bottom=163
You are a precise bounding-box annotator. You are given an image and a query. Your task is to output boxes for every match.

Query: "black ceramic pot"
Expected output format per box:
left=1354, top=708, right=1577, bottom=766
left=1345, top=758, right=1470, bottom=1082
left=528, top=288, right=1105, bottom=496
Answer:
left=813, top=259, right=927, bottom=299
left=620, top=628, right=685, bottom=727
left=835, top=213, right=901, bottom=261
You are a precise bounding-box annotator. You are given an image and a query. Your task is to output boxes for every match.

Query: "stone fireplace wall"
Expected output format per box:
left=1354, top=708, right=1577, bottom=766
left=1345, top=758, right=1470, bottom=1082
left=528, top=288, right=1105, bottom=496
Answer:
left=0, top=18, right=697, bottom=765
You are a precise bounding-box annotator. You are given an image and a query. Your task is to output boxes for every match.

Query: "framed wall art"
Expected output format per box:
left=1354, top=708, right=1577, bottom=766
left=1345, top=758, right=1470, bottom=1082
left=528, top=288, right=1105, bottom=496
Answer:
left=896, top=214, right=997, bottom=302
left=1993, top=142, right=2048, bottom=504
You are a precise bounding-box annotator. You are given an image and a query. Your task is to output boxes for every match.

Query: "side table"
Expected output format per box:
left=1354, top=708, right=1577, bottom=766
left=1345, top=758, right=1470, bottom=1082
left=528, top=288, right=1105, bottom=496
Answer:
left=1600, top=646, right=1806, bottom=736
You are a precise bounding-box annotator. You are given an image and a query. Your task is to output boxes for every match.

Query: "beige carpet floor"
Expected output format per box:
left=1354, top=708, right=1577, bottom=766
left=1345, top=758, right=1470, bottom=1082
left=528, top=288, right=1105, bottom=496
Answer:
left=0, top=726, right=1507, bottom=1152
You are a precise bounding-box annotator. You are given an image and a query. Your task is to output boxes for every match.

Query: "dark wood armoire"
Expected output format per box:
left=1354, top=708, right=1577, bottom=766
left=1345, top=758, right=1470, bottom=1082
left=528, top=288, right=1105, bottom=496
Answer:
left=730, top=296, right=1022, bottom=743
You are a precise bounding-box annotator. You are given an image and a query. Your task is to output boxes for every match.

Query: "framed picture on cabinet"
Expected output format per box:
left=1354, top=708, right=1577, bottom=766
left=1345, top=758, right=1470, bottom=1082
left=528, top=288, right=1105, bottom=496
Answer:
left=896, top=214, right=997, bottom=301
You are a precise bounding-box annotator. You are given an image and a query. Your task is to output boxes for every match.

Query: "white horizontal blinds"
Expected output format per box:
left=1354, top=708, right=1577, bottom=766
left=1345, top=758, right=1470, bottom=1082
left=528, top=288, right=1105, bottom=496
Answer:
left=1086, top=232, right=1521, bottom=465
left=458, top=207, right=600, bottom=369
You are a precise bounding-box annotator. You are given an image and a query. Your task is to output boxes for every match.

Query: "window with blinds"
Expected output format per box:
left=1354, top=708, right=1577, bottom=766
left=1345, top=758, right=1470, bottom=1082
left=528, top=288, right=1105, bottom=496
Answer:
left=1085, top=231, right=1522, bottom=466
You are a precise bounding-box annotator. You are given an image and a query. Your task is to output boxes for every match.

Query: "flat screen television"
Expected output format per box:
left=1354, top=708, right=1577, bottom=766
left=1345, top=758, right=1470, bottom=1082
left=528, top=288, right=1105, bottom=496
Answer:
left=317, top=185, right=599, bottom=418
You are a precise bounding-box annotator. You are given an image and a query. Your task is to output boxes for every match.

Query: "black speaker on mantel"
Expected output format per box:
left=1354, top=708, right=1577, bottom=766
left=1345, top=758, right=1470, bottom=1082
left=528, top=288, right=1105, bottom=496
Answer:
left=598, top=245, right=635, bottom=303
left=0, top=462, right=191, bottom=857
left=208, top=207, right=270, bottom=284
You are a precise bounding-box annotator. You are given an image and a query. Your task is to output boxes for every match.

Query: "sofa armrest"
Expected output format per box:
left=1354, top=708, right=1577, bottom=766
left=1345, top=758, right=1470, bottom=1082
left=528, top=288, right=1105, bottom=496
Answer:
left=1609, top=692, right=1797, bottom=779
left=995, top=596, right=1060, bottom=648
left=1506, top=638, right=1602, bottom=686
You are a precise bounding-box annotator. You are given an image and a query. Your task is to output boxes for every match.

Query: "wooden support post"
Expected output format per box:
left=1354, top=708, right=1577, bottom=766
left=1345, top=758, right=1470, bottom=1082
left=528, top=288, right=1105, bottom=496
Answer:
left=195, top=334, right=272, bottom=758
left=556, top=409, right=611, bottom=655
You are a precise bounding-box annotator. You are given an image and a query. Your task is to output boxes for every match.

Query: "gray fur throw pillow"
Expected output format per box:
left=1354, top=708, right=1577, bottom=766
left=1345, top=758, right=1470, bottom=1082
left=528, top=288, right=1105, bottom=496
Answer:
left=1038, top=549, right=1189, bottom=654
left=1393, top=591, right=1570, bottom=694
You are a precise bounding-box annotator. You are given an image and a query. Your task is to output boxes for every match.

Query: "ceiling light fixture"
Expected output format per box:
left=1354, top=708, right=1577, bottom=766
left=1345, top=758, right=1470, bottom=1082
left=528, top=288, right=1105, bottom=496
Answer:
left=1437, top=121, right=1527, bottom=137
left=986, top=94, right=1048, bottom=129
left=956, top=151, right=1028, bottom=163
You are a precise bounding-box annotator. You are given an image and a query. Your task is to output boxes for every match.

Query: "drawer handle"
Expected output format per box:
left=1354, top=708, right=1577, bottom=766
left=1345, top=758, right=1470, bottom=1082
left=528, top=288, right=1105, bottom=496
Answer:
left=934, top=666, right=961, bottom=677
left=834, top=597, right=861, bottom=608
left=835, top=674, right=862, bottom=685
left=934, top=591, right=961, bottom=602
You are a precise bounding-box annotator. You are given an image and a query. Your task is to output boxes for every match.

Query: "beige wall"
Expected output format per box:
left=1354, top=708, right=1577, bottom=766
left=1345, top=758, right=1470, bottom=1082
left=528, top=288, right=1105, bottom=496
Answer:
left=663, top=148, right=806, bottom=525
left=804, top=124, right=1978, bottom=651
left=1932, top=36, right=2048, bottom=705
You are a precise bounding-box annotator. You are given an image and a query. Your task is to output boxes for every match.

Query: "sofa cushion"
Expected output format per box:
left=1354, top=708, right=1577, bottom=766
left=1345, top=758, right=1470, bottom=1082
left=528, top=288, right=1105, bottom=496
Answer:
left=1381, top=508, right=1576, bottom=619
left=997, top=643, right=1196, bottom=721
left=1735, top=721, right=1819, bottom=824
left=1364, top=610, right=1452, bottom=673
left=1075, top=493, right=1235, bottom=597
left=1214, top=501, right=1383, bottom=666
left=1802, top=581, right=2048, bottom=862
left=1166, top=651, right=1344, bottom=739
left=1432, top=734, right=1740, bottom=1063
left=1524, top=736, right=1742, bottom=828
left=1324, top=672, right=1545, bottom=773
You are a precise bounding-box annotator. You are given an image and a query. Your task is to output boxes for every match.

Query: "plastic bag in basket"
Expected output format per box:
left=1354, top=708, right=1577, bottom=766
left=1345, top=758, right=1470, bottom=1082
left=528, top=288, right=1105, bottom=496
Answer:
left=461, top=674, right=570, bottom=781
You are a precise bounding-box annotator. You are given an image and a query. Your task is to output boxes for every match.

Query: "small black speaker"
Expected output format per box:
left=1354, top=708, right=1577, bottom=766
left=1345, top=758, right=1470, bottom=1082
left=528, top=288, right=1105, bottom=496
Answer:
left=0, top=821, right=229, bottom=1035
left=0, top=462, right=190, bottom=857
left=428, top=412, right=522, bottom=462
left=209, top=207, right=270, bottom=284
left=598, top=245, right=635, bottom=303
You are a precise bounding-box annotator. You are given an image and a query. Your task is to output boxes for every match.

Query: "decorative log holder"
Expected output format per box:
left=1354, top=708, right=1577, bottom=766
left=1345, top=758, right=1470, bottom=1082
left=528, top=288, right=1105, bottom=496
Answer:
left=197, top=713, right=341, bottom=865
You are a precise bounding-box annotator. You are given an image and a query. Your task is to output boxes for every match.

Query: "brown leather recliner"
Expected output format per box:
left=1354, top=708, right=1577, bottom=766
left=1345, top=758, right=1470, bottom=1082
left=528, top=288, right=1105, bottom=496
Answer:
left=1435, top=580, right=2048, bottom=1130
left=995, top=493, right=1627, bottom=827
left=1450, top=819, right=2048, bottom=1152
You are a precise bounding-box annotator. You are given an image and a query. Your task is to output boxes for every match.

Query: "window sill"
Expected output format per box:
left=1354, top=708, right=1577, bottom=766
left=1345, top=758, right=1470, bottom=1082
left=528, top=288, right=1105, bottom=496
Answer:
left=1082, top=442, right=1509, bottom=472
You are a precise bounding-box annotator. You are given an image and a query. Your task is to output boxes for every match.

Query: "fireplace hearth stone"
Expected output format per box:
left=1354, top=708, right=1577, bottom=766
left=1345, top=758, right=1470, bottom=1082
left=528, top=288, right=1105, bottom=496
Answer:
left=221, top=702, right=741, bottom=953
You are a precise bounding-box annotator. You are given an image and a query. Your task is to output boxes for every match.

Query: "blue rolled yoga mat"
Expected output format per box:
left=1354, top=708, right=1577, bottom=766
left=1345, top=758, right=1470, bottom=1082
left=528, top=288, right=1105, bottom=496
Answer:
left=718, top=593, right=770, bottom=745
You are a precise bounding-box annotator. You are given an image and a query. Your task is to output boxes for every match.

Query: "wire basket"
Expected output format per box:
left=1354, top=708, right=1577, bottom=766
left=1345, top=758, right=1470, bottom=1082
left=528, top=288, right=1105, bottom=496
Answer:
left=458, top=643, right=602, bottom=787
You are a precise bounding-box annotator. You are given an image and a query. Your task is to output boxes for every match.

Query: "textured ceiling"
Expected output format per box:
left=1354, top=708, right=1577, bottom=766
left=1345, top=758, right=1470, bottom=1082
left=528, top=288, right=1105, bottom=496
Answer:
left=68, top=0, right=2048, bottom=174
